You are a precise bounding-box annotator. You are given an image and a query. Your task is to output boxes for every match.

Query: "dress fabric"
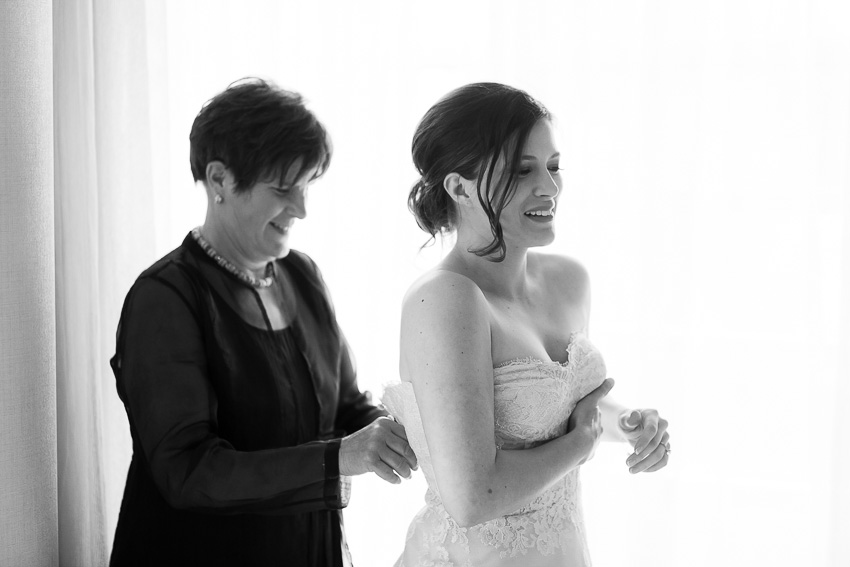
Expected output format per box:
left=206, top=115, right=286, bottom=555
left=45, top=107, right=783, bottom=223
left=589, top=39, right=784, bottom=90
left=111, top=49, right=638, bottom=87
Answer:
left=109, top=234, right=384, bottom=567
left=382, top=332, right=606, bottom=567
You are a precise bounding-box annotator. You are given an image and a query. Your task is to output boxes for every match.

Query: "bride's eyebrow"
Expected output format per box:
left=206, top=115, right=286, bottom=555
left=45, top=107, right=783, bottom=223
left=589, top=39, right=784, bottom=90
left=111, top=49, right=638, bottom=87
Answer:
left=520, top=152, right=560, bottom=161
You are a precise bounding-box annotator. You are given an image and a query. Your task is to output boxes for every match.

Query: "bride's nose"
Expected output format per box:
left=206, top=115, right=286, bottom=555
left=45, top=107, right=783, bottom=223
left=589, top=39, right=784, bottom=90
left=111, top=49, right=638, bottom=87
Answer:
left=533, top=171, right=560, bottom=198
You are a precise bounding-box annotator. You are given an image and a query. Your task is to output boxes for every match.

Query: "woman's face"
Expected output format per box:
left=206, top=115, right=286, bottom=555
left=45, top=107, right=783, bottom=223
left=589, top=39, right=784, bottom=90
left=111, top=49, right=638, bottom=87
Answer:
left=469, top=119, right=563, bottom=251
left=224, top=159, right=317, bottom=263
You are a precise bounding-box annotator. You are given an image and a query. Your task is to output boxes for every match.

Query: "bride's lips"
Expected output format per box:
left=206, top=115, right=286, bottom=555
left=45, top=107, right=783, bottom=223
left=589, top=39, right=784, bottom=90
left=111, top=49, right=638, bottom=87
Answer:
left=523, top=207, right=556, bottom=223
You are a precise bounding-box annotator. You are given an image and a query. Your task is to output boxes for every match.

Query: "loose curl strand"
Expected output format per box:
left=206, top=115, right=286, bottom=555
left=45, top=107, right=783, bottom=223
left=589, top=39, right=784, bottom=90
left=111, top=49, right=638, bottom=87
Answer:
left=408, top=83, right=550, bottom=261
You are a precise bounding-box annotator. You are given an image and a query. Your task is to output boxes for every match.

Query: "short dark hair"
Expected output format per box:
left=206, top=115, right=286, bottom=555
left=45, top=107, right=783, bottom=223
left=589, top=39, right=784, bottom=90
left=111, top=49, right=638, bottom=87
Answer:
left=409, top=82, right=550, bottom=261
left=189, top=78, right=331, bottom=192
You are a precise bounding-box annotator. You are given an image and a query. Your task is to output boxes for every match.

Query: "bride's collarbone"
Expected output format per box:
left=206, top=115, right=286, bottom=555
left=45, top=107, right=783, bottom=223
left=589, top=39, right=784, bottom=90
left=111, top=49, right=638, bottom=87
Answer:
left=487, top=305, right=576, bottom=366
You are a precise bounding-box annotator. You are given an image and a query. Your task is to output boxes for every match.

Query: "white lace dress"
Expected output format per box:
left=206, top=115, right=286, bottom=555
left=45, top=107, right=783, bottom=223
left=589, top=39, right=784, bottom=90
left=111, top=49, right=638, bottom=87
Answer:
left=382, top=331, right=606, bottom=567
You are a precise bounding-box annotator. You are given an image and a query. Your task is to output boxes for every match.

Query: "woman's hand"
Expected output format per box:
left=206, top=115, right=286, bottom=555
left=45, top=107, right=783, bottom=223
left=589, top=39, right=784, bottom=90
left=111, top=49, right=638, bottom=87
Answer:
left=618, top=408, right=670, bottom=473
left=567, top=378, right=615, bottom=464
left=339, top=416, right=419, bottom=484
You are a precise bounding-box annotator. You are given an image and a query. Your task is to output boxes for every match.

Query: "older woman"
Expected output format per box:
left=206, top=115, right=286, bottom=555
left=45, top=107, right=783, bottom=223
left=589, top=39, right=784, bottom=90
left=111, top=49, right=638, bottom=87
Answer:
left=109, top=78, right=417, bottom=566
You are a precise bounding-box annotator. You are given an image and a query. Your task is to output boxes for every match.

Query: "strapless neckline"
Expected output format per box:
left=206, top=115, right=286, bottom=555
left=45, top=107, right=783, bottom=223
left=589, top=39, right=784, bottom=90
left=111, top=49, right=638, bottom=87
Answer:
left=382, top=328, right=601, bottom=566
left=393, top=331, right=588, bottom=392
left=493, top=329, right=585, bottom=370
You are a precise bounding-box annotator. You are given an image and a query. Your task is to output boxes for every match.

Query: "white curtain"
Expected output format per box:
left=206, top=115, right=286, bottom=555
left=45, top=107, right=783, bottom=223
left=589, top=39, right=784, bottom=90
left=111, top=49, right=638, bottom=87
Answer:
left=1, top=1, right=848, bottom=565
left=52, top=1, right=168, bottom=564
left=52, top=1, right=157, bottom=563
left=0, top=2, right=57, bottom=566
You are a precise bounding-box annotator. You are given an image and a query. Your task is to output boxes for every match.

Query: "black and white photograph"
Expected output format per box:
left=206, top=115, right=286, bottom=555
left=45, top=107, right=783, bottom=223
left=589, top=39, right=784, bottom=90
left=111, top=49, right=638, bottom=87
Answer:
left=1, top=1, right=848, bottom=566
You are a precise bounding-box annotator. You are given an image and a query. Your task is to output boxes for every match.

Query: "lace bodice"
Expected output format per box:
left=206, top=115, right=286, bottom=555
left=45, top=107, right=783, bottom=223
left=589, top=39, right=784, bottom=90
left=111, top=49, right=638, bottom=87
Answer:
left=382, top=331, right=607, bottom=567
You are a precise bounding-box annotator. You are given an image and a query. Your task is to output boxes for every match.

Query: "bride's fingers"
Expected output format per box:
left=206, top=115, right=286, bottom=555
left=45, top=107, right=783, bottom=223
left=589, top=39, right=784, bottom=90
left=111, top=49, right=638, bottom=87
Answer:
left=581, top=378, right=615, bottom=407
left=628, top=428, right=668, bottom=470
left=628, top=430, right=669, bottom=473
left=642, top=447, right=670, bottom=472
left=630, top=419, right=667, bottom=461
left=628, top=441, right=667, bottom=474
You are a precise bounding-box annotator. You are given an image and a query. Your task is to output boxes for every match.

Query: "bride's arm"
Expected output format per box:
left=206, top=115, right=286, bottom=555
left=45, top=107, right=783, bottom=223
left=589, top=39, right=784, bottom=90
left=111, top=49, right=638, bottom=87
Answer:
left=550, top=254, right=670, bottom=473
left=584, top=294, right=671, bottom=471
left=401, top=271, right=607, bottom=528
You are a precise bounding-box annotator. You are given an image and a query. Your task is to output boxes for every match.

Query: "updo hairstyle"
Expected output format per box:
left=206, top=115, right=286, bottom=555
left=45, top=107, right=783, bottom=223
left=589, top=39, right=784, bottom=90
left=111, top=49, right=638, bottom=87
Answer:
left=408, top=82, right=550, bottom=261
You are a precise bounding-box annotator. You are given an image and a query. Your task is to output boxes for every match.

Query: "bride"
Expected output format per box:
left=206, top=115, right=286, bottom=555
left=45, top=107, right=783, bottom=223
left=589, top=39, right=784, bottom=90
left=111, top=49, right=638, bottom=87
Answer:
left=382, top=83, right=671, bottom=566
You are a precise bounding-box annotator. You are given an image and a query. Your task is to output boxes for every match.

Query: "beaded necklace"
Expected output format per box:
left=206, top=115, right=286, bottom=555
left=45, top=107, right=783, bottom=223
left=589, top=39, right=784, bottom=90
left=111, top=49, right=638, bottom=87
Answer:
left=191, top=227, right=275, bottom=289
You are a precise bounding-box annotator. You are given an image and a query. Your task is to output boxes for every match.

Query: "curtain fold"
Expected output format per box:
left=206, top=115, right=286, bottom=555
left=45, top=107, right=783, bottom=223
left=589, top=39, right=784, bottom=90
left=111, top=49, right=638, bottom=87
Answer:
left=91, top=0, right=163, bottom=546
left=53, top=0, right=162, bottom=563
left=0, top=2, right=58, bottom=566
left=53, top=0, right=109, bottom=563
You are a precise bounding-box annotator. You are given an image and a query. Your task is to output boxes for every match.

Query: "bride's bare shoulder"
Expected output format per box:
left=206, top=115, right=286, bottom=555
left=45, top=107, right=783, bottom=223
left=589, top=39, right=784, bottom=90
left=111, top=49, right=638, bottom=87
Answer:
left=402, top=268, right=488, bottom=312
left=530, top=252, right=591, bottom=302
left=400, top=269, right=491, bottom=349
left=399, top=268, right=493, bottom=379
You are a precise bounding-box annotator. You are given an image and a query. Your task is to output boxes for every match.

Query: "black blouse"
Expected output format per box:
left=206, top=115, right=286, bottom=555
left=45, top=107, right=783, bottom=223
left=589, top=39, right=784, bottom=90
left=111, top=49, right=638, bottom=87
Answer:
left=109, top=234, right=385, bottom=566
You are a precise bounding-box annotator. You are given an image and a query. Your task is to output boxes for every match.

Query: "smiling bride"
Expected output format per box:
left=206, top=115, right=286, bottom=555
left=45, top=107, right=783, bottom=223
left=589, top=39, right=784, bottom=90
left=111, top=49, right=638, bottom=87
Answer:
left=382, top=83, right=671, bottom=567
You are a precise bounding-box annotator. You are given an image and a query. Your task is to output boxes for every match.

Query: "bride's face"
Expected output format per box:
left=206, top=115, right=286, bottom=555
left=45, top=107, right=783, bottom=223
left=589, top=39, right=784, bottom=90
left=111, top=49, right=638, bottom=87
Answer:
left=466, top=120, right=562, bottom=252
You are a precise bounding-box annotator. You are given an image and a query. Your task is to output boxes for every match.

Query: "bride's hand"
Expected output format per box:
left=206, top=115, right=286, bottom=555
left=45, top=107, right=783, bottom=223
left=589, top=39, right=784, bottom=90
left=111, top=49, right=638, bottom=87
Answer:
left=619, top=408, right=670, bottom=473
left=567, top=378, right=614, bottom=464
left=339, top=416, right=419, bottom=484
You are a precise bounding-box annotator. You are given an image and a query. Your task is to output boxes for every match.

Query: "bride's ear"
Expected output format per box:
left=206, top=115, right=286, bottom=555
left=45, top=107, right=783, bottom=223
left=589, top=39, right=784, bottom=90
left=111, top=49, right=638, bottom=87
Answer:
left=443, top=173, right=473, bottom=207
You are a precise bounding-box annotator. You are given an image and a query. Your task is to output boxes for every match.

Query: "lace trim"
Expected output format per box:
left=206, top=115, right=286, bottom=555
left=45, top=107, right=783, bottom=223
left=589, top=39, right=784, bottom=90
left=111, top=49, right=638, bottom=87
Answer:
left=494, top=329, right=586, bottom=370
left=419, top=473, right=583, bottom=561
left=477, top=472, right=581, bottom=558
left=419, top=489, right=469, bottom=566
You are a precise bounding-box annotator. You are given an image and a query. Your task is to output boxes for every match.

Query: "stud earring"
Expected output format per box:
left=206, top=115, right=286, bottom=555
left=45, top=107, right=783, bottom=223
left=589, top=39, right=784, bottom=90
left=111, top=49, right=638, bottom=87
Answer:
left=214, top=194, right=223, bottom=204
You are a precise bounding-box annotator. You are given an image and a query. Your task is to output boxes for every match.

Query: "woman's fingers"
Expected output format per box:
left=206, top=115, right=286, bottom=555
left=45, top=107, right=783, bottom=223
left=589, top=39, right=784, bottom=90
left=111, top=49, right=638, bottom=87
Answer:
left=628, top=441, right=667, bottom=474
left=370, top=458, right=402, bottom=484
left=385, top=430, right=419, bottom=471
left=339, top=416, right=418, bottom=480
left=568, top=379, right=614, bottom=435
left=378, top=445, right=412, bottom=480
left=631, top=428, right=668, bottom=464
left=643, top=450, right=670, bottom=473
left=633, top=411, right=667, bottom=454
left=372, top=417, right=419, bottom=478
left=384, top=417, right=409, bottom=441
left=378, top=416, right=418, bottom=471
left=627, top=430, right=670, bottom=473
left=586, top=378, right=615, bottom=405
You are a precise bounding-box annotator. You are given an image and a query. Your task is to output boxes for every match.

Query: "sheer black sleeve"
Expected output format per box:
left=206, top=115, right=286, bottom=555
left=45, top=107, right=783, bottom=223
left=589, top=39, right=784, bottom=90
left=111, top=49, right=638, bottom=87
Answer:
left=113, top=276, right=344, bottom=515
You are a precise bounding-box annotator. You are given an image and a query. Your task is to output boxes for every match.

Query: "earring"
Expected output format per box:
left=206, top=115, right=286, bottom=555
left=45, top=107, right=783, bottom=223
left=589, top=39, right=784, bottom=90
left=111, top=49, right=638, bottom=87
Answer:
left=214, top=194, right=223, bottom=204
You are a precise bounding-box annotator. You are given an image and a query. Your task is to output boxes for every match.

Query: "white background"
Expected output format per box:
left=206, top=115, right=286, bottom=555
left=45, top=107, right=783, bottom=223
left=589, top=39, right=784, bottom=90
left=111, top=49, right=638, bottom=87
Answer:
left=139, top=1, right=850, bottom=565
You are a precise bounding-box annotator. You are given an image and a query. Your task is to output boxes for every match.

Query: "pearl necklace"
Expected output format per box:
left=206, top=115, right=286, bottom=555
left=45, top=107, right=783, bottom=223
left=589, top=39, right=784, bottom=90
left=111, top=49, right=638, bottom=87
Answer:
left=191, top=227, right=275, bottom=289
